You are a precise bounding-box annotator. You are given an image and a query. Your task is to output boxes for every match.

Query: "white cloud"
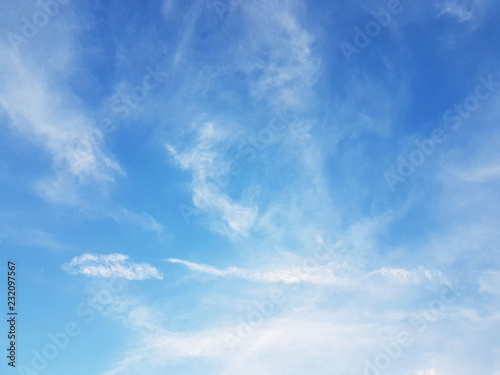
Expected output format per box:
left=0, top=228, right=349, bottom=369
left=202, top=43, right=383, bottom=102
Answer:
left=168, top=257, right=446, bottom=287
left=63, top=253, right=162, bottom=280
left=437, top=1, right=474, bottom=22
left=104, top=207, right=166, bottom=234
left=101, top=310, right=381, bottom=375
left=371, top=267, right=448, bottom=285
left=167, top=258, right=353, bottom=285
left=3, top=227, right=68, bottom=251
left=167, top=122, right=258, bottom=235
left=0, top=37, right=125, bottom=217
left=0, top=43, right=168, bottom=234
left=232, top=0, right=319, bottom=111
left=0, top=48, right=122, bottom=190
left=455, top=164, right=500, bottom=183
left=164, top=0, right=323, bottom=240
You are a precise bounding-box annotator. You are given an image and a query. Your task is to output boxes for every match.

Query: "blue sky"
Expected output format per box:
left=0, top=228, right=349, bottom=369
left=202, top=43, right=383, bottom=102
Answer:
left=1, top=0, right=500, bottom=374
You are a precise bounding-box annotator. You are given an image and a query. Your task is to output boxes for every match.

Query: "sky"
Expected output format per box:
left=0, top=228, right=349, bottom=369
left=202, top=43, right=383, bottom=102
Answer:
left=1, top=0, right=500, bottom=374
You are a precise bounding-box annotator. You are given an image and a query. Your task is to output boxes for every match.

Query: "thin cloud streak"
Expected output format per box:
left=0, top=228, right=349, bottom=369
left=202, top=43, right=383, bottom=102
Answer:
left=167, top=258, right=448, bottom=286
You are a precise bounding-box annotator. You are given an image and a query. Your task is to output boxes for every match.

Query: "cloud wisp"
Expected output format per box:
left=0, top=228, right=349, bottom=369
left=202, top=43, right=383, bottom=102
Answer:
left=167, top=257, right=448, bottom=287
left=63, top=253, right=162, bottom=280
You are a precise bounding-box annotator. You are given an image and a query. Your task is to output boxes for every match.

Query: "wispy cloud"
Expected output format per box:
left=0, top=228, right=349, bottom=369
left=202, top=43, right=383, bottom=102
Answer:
left=100, top=305, right=382, bottom=375
left=167, top=122, right=258, bottom=235
left=371, top=266, right=448, bottom=285
left=103, top=207, right=166, bottom=235
left=478, top=270, right=500, bottom=296
left=167, top=257, right=447, bottom=286
left=0, top=42, right=167, bottom=235
left=233, top=0, right=320, bottom=110
left=455, top=164, right=500, bottom=183
left=63, top=253, right=162, bottom=280
left=0, top=226, right=68, bottom=251
left=167, top=258, right=353, bottom=285
left=437, top=1, right=474, bottom=22
left=0, top=48, right=123, bottom=197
